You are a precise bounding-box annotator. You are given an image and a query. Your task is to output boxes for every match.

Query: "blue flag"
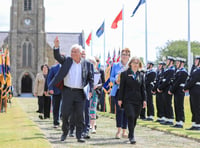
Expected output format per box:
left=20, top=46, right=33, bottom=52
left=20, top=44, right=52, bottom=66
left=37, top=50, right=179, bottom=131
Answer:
left=131, top=0, right=146, bottom=17
left=96, top=21, right=104, bottom=37
left=103, top=78, right=110, bottom=91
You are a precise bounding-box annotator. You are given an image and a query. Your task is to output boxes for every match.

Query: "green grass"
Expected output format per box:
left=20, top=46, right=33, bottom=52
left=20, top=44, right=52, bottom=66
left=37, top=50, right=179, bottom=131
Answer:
left=0, top=98, right=51, bottom=148
left=98, top=95, right=200, bottom=142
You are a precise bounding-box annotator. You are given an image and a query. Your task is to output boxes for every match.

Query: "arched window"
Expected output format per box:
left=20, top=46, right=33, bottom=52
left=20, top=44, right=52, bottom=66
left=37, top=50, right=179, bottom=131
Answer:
left=22, top=41, right=32, bottom=67
left=24, top=0, right=32, bottom=11
left=23, top=43, right=27, bottom=66
left=28, top=43, right=32, bottom=66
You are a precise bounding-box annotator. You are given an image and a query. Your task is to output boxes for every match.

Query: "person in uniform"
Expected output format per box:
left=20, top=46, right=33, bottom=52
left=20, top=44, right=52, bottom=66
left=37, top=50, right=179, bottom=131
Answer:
left=168, top=57, right=188, bottom=128
left=183, top=56, right=200, bottom=130
left=157, top=56, right=176, bottom=125
left=152, top=61, right=166, bottom=122
left=144, top=61, right=156, bottom=121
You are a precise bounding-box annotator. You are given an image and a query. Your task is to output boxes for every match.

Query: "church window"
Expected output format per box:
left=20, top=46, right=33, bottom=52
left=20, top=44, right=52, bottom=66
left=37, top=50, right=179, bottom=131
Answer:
left=23, top=43, right=27, bottom=66
left=28, top=43, right=32, bottom=66
left=24, top=0, right=32, bottom=11
left=22, top=42, right=32, bottom=67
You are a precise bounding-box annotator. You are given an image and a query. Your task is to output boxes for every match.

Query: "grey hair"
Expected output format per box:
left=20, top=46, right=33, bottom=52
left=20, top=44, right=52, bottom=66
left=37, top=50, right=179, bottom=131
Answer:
left=70, top=44, right=83, bottom=53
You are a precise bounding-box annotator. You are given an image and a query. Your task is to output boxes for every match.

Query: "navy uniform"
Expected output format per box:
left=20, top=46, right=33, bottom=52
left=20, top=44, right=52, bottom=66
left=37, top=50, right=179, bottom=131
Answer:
left=168, top=57, right=188, bottom=128
left=152, top=61, right=166, bottom=122
left=158, top=56, right=176, bottom=125
left=184, top=56, right=200, bottom=130
left=144, top=61, right=156, bottom=120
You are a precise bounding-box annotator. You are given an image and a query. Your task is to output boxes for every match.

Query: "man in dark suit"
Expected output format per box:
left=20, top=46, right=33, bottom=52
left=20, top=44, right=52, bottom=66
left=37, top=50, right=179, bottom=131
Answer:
left=48, top=37, right=94, bottom=143
left=47, top=61, right=62, bottom=128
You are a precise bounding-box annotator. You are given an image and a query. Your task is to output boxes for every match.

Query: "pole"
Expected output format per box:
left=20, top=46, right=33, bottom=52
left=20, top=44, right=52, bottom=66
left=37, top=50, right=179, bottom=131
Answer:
left=104, top=20, right=106, bottom=71
left=122, top=5, right=124, bottom=49
left=188, top=0, right=191, bottom=73
left=145, top=0, right=148, bottom=65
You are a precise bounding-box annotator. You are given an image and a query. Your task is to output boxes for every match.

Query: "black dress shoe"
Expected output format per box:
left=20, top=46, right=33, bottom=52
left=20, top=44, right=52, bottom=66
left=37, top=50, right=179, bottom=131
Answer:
left=171, top=124, right=183, bottom=128
left=186, top=126, right=200, bottom=130
left=129, top=138, right=136, bottom=144
left=77, top=138, right=85, bottom=143
left=146, top=118, right=154, bottom=121
left=60, top=134, right=67, bottom=141
left=38, top=115, right=43, bottom=119
left=69, top=133, right=75, bottom=137
left=83, top=133, right=90, bottom=139
left=160, top=121, right=173, bottom=125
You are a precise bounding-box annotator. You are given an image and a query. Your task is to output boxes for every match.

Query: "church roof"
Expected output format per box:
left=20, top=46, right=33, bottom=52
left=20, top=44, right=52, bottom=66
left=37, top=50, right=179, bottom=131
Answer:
left=46, top=32, right=84, bottom=56
left=0, top=31, right=84, bottom=56
left=0, top=31, right=8, bottom=45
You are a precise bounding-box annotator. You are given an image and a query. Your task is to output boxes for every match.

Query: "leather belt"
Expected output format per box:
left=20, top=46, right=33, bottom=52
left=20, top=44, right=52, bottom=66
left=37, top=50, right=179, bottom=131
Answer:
left=64, top=86, right=83, bottom=91
left=196, top=82, right=200, bottom=85
left=179, top=83, right=185, bottom=87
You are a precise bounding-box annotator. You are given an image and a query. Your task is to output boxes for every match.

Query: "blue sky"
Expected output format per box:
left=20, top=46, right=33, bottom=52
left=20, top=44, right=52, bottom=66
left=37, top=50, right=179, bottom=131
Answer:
left=0, top=0, right=200, bottom=64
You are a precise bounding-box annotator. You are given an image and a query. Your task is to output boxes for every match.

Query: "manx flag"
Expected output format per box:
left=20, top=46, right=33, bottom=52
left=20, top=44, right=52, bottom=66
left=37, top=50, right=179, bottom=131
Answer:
left=86, top=32, right=92, bottom=46
left=111, top=9, right=123, bottom=29
left=96, top=21, right=104, bottom=37
left=131, top=0, right=146, bottom=17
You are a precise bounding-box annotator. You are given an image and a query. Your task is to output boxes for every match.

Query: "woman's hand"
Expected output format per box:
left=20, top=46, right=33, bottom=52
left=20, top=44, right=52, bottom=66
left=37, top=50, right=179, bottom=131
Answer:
left=143, top=101, right=147, bottom=108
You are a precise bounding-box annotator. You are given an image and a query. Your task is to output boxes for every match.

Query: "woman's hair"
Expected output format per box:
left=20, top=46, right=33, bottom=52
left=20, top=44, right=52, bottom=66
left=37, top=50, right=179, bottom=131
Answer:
left=41, top=64, right=49, bottom=71
left=121, top=48, right=131, bottom=56
left=128, top=56, right=142, bottom=69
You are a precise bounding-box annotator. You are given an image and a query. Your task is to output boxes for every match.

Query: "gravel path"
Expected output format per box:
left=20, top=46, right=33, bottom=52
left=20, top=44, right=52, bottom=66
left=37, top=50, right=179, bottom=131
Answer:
left=18, top=97, right=200, bottom=148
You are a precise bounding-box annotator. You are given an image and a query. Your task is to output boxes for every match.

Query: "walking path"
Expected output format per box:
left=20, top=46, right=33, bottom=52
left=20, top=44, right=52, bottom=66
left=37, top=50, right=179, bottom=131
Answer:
left=18, top=97, right=200, bottom=148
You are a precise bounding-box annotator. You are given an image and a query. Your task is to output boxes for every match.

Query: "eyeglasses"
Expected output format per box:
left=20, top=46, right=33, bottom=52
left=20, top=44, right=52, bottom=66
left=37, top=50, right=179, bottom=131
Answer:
left=121, top=54, right=130, bottom=56
left=132, top=61, right=139, bottom=64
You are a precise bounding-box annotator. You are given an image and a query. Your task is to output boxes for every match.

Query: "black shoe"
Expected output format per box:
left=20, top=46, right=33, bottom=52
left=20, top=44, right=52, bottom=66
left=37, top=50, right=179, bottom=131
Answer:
left=38, top=115, right=43, bottom=119
left=36, top=110, right=39, bottom=113
left=77, top=138, right=85, bottom=143
left=146, top=118, right=154, bottom=121
left=129, top=138, right=136, bottom=144
left=186, top=126, right=200, bottom=130
left=83, top=133, right=90, bottom=139
left=60, top=133, right=67, bottom=141
left=160, top=121, right=173, bottom=125
left=171, top=124, right=183, bottom=128
left=69, top=133, right=75, bottom=137
left=155, top=119, right=163, bottom=123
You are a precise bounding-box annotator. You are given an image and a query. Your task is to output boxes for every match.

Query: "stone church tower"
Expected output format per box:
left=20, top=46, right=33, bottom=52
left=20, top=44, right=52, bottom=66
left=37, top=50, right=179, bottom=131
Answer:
left=9, top=0, right=46, bottom=96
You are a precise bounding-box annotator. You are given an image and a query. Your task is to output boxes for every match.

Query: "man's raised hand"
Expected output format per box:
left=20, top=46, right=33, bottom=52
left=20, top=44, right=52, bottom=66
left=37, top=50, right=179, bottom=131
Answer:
left=54, top=36, right=59, bottom=48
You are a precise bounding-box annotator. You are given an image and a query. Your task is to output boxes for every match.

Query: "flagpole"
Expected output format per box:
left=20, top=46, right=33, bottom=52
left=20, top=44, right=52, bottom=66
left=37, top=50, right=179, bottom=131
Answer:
left=188, top=0, right=191, bottom=73
left=91, top=31, right=93, bottom=56
left=104, top=20, right=106, bottom=71
left=122, top=5, right=124, bottom=49
left=145, top=0, right=148, bottom=65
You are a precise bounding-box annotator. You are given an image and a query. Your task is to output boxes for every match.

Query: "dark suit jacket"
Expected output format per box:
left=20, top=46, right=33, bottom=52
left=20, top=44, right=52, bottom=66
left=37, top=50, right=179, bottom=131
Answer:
left=119, top=68, right=147, bottom=106
left=47, top=64, right=61, bottom=95
left=48, top=48, right=94, bottom=93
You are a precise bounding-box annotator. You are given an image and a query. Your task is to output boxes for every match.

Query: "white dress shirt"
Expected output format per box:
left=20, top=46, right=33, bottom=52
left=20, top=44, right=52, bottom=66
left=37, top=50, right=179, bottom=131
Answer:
left=64, top=60, right=83, bottom=89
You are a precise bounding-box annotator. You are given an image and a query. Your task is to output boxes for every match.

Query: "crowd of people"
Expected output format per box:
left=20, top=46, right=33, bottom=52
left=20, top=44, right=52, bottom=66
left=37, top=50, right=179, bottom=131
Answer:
left=33, top=37, right=200, bottom=145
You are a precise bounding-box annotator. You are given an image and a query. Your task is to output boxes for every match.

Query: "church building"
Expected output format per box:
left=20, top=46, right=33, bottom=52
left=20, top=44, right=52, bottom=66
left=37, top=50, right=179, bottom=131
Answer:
left=0, top=0, right=84, bottom=96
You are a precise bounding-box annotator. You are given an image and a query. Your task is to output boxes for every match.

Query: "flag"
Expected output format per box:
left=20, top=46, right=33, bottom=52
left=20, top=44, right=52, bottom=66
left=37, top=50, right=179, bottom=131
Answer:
left=117, top=49, right=121, bottom=62
left=111, top=10, right=123, bottom=29
left=103, top=78, right=110, bottom=91
left=86, top=32, right=92, bottom=46
left=112, top=49, right=116, bottom=63
left=96, top=21, right=104, bottom=37
left=131, top=0, right=146, bottom=17
left=106, top=51, right=111, bottom=65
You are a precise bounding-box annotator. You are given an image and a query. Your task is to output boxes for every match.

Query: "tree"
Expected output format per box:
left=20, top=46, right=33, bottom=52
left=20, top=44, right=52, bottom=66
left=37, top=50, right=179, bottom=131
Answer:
left=156, top=40, right=200, bottom=65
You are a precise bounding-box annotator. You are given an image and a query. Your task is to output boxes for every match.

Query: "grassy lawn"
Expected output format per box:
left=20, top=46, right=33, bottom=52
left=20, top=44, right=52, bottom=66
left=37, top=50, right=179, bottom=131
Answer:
left=0, top=98, right=51, bottom=148
left=99, top=95, right=200, bottom=141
